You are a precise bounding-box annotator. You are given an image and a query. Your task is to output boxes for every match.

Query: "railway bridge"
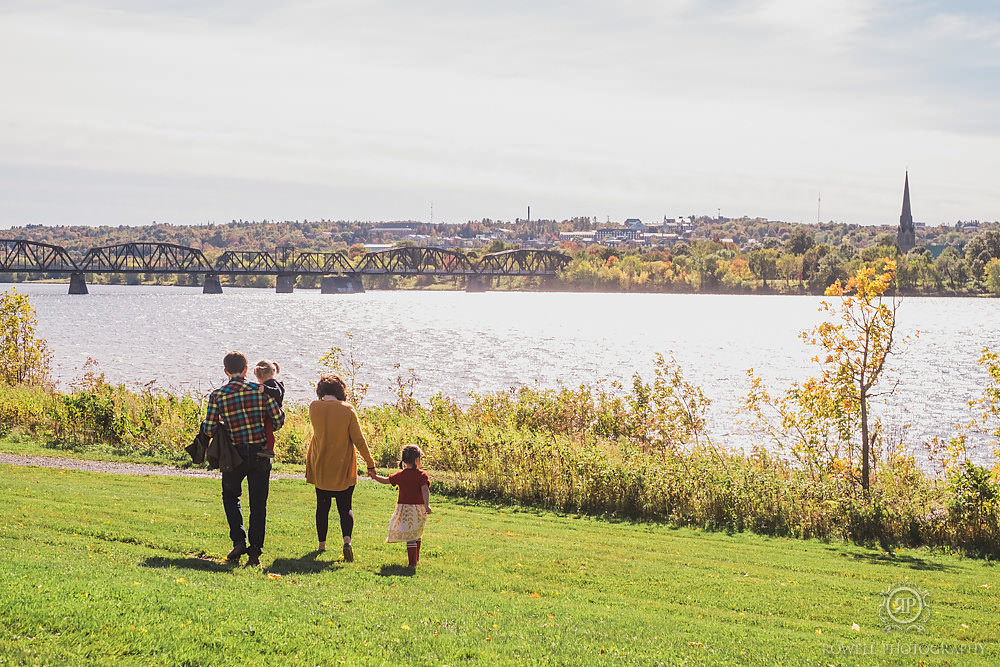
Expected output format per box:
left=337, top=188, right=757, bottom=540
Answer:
left=0, top=240, right=570, bottom=294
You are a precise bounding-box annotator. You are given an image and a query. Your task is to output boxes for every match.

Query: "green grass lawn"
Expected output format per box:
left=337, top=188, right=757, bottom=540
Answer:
left=0, top=434, right=306, bottom=476
left=0, top=464, right=997, bottom=666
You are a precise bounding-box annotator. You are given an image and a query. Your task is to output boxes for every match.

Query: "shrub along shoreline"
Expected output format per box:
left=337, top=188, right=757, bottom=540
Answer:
left=3, top=275, right=998, bottom=557
left=2, top=371, right=998, bottom=558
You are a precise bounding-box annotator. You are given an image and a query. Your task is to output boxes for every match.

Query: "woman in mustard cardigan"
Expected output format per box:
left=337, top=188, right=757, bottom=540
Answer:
left=305, top=374, right=376, bottom=562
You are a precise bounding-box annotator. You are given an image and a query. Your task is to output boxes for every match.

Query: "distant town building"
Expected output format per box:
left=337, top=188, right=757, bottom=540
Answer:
left=627, top=218, right=665, bottom=233
left=663, top=217, right=697, bottom=234
left=594, top=228, right=642, bottom=243
left=559, top=231, right=596, bottom=244
left=897, top=171, right=916, bottom=253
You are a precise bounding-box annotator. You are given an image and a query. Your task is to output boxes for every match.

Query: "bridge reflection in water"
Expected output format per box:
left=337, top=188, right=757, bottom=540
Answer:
left=0, top=240, right=570, bottom=294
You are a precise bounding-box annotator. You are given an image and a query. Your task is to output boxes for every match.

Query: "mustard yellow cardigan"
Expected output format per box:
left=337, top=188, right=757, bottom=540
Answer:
left=305, top=398, right=375, bottom=492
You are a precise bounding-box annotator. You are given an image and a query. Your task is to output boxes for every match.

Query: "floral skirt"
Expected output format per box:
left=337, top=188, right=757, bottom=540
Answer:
left=386, top=503, right=427, bottom=543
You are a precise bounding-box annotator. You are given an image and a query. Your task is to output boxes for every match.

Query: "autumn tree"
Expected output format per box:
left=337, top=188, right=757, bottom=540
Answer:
left=784, top=227, right=815, bottom=255
left=347, top=243, right=367, bottom=260
left=744, top=262, right=904, bottom=493
left=985, top=258, right=1000, bottom=295
left=964, top=229, right=1000, bottom=281
left=776, top=253, right=801, bottom=287
left=0, top=287, right=51, bottom=386
left=748, top=248, right=778, bottom=286
left=807, top=261, right=902, bottom=492
left=935, top=248, right=968, bottom=290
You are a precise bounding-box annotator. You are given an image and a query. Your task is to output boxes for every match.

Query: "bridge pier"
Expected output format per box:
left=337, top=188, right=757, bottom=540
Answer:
left=276, top=274, right=296, bottom=294
left=466, top=275, right=489, bottom=292
left=203, top=273, right=223, bottom=294
left=321, top=275, right=365, bottom=294
left=68, top=272, right=88, bottom=295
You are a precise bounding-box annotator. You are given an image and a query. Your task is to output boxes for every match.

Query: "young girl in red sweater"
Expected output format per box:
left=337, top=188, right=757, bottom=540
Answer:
left=371, top=444, right=431, bottom=567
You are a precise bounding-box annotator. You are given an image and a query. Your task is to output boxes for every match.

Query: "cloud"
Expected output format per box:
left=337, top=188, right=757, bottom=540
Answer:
left=1, top=0, right=999, bottom=226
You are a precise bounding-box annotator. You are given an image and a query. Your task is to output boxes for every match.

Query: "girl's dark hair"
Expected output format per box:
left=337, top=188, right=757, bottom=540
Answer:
left=316, top=374, right=346, bottom=400
left=400, top=444, right=424, bottom=467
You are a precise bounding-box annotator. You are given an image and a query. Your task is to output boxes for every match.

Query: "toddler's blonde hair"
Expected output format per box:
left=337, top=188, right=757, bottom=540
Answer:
left=253, top=359, right=279, bottom=380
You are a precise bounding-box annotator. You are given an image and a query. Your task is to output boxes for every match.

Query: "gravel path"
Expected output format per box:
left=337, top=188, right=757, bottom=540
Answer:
left=0, top=452, right=304, bottom=480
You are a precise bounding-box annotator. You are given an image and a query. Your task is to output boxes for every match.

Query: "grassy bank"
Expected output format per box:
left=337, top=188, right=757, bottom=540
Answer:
left=2, top=371, right=999, bottom=557
left=1, top=463, right=997, bottom=665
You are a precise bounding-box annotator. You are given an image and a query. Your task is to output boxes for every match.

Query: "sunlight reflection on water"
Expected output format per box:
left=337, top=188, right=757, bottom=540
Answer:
left=15, top=283, right=1000, bottom=464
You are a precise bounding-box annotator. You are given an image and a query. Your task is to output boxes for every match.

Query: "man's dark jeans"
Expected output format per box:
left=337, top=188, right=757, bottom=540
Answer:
left=222, top=449, right=271, bottom=556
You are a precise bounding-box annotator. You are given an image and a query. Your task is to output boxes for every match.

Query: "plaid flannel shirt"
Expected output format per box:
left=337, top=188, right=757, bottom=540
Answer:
left=201, top=377, right=285, bottom=448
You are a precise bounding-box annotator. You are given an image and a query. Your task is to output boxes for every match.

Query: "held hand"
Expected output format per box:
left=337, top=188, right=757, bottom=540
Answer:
left=367, top=466, right=377, bottom=479
left=424, top=505, right=432, bottom=514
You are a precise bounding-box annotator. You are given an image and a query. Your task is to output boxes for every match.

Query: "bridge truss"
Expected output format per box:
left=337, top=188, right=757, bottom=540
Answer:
left=80, top=243, right=212, bottom=274
left=0, top=239, right=80, bottom=273
left=356, top=247, right=474, bottom=275
left=214, top=251, right=280, bottom=274
left=290, top=252, right=355, bottom=274
left=475, top=249, right=571, bottom=276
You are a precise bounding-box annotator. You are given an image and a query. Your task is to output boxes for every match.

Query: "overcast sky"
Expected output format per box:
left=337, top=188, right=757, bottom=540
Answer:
left=1, top=0, right=998, bottom=228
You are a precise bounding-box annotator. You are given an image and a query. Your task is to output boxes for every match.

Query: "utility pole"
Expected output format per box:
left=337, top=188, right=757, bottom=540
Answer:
left=430, top=201, right=433, bottom=224
left=817, top=193, right=821, bottom=224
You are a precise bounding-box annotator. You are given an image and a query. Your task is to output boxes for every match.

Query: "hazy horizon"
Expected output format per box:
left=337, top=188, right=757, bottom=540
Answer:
left=2, top=1, right=998, bottom=228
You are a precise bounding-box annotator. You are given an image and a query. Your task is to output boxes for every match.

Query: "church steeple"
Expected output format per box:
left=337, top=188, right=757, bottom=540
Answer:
left=897, top=171, right=915, bottom=253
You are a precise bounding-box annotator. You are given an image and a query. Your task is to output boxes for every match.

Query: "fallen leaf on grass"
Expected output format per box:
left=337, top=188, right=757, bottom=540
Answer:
left=852, top=623, right=860, bottom=631
left=267, top=573, right=282, bottom=580
left=401, top=624, right=410, bottom=631
left=688, top=642, right=704, bottom=648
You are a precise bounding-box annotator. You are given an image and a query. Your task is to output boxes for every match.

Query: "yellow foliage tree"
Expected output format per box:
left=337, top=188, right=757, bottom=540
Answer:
left=807, top=261, right=901, bottom=492
left=0, top=287, right=51, bottom=386
left=743, top=262, right=904, bottom=493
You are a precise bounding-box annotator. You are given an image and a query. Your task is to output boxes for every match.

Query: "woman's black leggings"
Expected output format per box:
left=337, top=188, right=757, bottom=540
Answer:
left=316, top=486, right=355, bottom=542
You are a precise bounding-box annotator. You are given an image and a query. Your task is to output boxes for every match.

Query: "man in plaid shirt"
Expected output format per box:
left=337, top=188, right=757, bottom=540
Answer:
left=201, top=351, right=285, bottom=566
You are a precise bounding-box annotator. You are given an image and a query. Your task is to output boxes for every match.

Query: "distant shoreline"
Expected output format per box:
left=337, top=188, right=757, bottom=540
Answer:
left=0, top=277, right=988, bottom=299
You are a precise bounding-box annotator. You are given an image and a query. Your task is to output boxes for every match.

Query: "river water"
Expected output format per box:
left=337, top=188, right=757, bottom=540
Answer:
left=11, top=283, right=1000, bottom=464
